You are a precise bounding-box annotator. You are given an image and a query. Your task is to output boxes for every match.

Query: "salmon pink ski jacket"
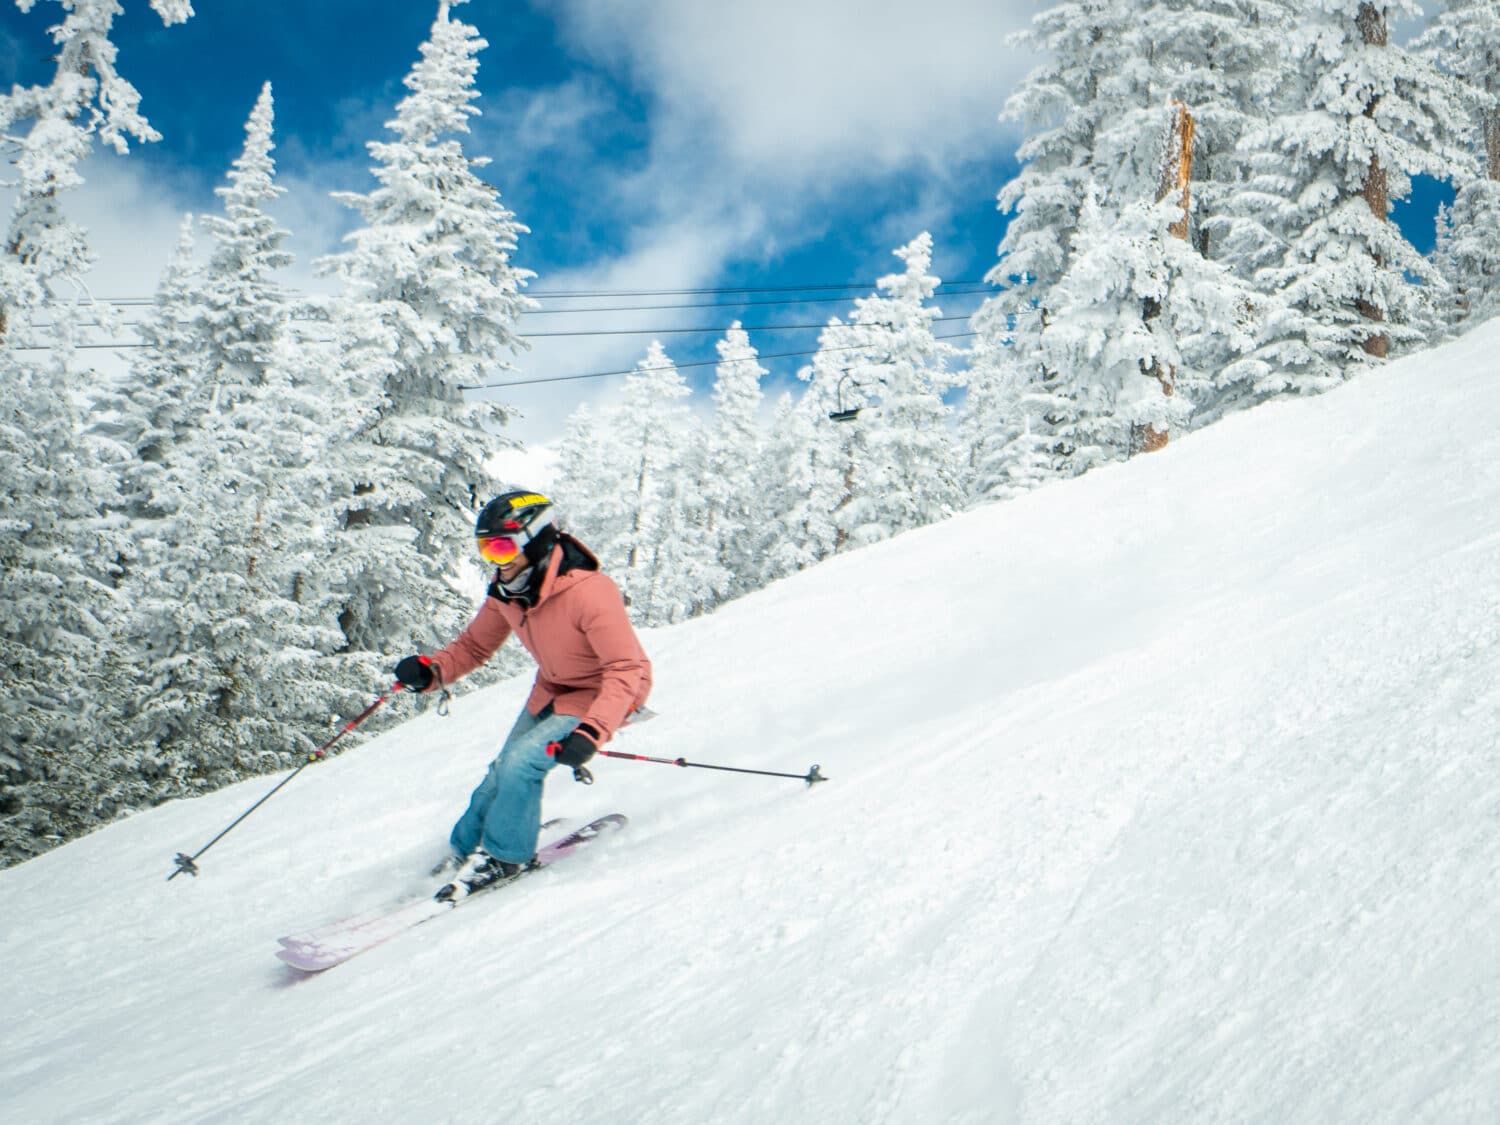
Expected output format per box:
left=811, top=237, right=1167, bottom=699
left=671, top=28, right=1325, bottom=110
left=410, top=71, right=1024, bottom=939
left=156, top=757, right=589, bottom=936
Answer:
left=425, top=535, right=652, bottom=745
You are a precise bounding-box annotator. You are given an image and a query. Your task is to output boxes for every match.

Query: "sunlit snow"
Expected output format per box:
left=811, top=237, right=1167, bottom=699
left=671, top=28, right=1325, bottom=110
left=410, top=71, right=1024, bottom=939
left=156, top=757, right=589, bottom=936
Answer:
left=3, top=322, right=1498, bottom=1123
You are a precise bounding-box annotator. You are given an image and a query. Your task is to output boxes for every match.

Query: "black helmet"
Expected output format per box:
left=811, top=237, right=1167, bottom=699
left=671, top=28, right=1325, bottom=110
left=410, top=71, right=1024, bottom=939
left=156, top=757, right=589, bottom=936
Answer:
left=475, top=490, right=559, bottom=568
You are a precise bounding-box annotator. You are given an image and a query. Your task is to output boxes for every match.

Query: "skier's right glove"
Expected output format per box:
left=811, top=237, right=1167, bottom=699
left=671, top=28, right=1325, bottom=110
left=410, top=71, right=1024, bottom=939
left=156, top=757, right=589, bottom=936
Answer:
left=394, top=654, right=434, bottom=693
left=547, top=723, right=602, bottom=768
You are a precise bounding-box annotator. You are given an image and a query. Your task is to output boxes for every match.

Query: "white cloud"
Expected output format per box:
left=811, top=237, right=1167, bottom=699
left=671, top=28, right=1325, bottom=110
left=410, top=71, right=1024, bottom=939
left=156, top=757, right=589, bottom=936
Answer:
left=478, top=0, right=1035, bottom=447
left=10, top=2, right=1041, bottom=450
left=498, top=77, right=615, bottom=159
left=0, top=152, right=350, bottom=391
left=482, top=211, right=759, bottom=437
left=23, top=149, right=352, bottom=305
left=543, top=0, right=1034, bottom=183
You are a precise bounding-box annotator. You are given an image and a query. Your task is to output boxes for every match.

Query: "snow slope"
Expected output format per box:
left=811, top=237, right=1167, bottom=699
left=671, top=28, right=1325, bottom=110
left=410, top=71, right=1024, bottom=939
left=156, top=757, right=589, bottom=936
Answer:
left=4, top=324, right=1499, bottom=1124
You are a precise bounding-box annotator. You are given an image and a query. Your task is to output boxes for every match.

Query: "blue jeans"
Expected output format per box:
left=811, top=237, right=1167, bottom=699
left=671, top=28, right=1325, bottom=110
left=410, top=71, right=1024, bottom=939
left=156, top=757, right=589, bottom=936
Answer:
left=449, top=705, right=580, bottom=863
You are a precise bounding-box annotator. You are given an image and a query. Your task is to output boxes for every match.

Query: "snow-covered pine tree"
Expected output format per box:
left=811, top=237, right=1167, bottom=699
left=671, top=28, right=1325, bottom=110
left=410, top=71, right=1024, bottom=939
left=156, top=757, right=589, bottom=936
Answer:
left=599, top=341, right=695, bottom=622
left=318, top=0, right=536, bottom=661
left=1129, top=2, right=1289, bottom=268
left=0, top=0, right=192, bottom=866
left=799, top=315, right=872, bottom=553
left=959, top=334, right=1032, bottom=501
left=1091, top=2, right=1289, bottom=431
left=972, top=1, right=1138, bottom=475
left=700, top=324, right=767, bottom=597
left=994, top=417, right=1054, bottom=499
left=1039, top=107, right=1256, bottom=465
left=121, top=85, right=367, bottom=793
left=641, top=457, right=730, bottom=625
left=553, top=402, right=628, bottom=553
left=1038, top=189, right=1187, bottom=463
left=759, top=389, right=842, bottom=583
left=196, top=83, right=291, bottom=412
left=98, top=216, right=206, bottom=524
left=1419, top=1, right=1500, bottom=329
left=980, top=0, right=1274, bottom=465
left=125, top=340, right=372, bottom=795
left=828, top=233, right=961, bottom=545
left=1228, top=1, right=1469, bottom=395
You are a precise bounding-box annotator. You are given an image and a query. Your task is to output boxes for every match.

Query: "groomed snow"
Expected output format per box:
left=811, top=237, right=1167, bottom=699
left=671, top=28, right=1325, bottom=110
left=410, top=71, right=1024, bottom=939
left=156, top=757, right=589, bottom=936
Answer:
left=3, top=323, right=1498, bottom=1123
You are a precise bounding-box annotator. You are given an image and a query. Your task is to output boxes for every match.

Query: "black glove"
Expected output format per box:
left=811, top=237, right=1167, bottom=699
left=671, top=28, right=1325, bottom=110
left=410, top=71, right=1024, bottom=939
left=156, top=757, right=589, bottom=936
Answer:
left=548, top=723, right=601, bottom=768
left=394, top=654, right=434, bottom=693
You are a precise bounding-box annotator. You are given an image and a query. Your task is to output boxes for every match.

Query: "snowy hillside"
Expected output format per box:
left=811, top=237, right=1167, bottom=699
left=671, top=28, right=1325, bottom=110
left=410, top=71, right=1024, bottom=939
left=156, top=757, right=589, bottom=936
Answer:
left=4, top=323, right=1499, bottom=1124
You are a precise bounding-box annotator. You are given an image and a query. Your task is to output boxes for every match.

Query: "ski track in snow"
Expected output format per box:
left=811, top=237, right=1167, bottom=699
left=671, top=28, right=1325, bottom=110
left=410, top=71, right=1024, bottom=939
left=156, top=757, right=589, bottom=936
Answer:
left=3, top=324, right=1499, bottom=1123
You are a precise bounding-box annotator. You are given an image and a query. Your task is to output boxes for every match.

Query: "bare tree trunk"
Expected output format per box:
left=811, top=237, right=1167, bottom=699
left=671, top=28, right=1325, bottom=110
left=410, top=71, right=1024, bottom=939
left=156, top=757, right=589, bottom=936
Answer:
left=343, top=482, right=376, bottom=530
left=1137, top=99, right=1195, bottom=455
left=628, top=450, right=649, bottom=571
left=1485, top=109, right=1500, bottom=183
left=1357, top=2, right=1390, bottom=359
left=835, top=458, right=855, bottom=551
left=246, top=499, right=265, bottom=580
left=1158, top=100, right=1196, bottom=241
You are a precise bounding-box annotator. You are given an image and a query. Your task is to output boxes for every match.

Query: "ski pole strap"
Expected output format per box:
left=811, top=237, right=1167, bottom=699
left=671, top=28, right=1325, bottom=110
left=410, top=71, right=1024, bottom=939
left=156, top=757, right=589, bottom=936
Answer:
left=429, top=664, right=452, bottom=717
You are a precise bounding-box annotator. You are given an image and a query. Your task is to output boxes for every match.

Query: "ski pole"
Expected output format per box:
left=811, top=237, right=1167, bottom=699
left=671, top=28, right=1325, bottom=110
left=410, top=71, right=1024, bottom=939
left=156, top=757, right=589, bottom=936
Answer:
left=568, top=749, right=828, bottom=788
left=167, top=684, right=404, bottom=881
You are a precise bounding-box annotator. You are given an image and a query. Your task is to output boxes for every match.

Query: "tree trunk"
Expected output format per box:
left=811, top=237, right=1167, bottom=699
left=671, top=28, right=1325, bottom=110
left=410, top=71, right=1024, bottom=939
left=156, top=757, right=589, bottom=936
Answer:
left=246, top=499, right=265, bottom=580
left=1158, top=100, right=1196, bottom=241
left=835, top=458, right=856, bottom=551
left=343, top=482, right=376, bottom=530
left=1485, top=109, right=1500, bottom=183
left=1356, top=2, right=1390, bottom=359
left=1137, top=100, right=1194, bottom=455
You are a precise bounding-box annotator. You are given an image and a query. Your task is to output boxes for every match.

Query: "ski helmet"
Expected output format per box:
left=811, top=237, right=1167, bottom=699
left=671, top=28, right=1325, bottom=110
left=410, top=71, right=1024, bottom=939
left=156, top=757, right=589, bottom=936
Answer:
left=474, top=490, right=559, bottom=568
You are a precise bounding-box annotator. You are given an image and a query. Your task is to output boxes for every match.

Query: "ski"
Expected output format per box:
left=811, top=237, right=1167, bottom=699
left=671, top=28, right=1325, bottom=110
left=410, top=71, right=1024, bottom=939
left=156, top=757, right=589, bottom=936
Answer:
left=275, top=813, right=627, bottom=973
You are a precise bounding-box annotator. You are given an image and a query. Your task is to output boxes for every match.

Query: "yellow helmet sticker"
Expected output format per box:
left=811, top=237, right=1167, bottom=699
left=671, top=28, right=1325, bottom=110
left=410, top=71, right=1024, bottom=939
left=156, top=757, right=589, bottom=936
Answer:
left=508, top=493, right=550, bottom=509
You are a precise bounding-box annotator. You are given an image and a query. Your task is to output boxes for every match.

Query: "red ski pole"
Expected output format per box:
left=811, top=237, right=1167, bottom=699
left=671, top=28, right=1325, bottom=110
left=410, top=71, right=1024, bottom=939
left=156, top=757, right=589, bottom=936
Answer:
left=167, top=684, right=405, bottom=880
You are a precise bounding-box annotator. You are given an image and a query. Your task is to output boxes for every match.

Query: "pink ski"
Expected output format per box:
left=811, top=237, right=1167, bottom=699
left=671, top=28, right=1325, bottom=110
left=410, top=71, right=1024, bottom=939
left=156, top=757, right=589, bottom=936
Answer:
left=275, top=814, right=627, bottom=972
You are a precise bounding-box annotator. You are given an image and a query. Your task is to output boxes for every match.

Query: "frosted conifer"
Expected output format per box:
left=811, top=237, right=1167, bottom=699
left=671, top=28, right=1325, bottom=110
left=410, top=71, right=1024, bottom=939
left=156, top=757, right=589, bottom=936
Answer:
left=701, top=325, right=768, bottom=596
left=1419, top=1, right=1500, bottom=328
left=318, top=0, right=536, bottom=658
left=105, top=216, right=206, bottom=522
left=602, top=342, right=694, bottom=621
left=827, top=234, right=961, bottom=545
left=760, top=391, right=842, bottom=582
left=1229, top=1, right=1469, bottom=393
left=0, top=0, right=192, bottom=866
left=198, top=83, right=291, bottom=412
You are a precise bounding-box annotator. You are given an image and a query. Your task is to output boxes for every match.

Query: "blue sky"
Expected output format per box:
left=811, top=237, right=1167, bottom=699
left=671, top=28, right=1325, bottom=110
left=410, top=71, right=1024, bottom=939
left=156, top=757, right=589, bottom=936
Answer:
left=0, top=0, right=1453, bottom=444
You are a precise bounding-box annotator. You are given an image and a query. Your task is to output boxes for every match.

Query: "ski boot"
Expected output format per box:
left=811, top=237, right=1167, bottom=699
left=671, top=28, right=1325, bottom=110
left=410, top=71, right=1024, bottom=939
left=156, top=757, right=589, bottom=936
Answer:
left=435, top=850, right=527, bottom=902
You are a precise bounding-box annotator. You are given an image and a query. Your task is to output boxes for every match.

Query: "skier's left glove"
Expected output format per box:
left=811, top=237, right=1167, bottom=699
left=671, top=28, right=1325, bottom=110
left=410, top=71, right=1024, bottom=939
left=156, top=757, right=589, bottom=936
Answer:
left=548, top=722, right=602, bottom=768
left=394, top=654, right=434, bottom=693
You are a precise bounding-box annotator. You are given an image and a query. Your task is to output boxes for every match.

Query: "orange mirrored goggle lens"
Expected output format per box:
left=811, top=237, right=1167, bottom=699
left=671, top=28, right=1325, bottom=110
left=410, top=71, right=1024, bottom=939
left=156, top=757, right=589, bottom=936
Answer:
left=477, top=535, right=522, bottom=565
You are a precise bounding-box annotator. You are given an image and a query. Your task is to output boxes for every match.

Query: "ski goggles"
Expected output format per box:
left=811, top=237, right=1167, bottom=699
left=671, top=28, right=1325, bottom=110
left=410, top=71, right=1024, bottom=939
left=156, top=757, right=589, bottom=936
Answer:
left=476, top=535, right=524, bottom=566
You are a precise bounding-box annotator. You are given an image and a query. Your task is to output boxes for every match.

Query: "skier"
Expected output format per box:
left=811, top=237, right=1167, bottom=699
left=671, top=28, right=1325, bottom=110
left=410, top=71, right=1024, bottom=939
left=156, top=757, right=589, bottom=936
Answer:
left=394, top=491, right=652, bottom=900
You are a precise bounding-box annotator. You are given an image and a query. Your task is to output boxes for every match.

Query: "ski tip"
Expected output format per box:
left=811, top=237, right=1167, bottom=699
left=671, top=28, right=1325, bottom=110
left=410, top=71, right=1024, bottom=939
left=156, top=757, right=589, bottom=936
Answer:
left=275, top=949, right=328, bottom=973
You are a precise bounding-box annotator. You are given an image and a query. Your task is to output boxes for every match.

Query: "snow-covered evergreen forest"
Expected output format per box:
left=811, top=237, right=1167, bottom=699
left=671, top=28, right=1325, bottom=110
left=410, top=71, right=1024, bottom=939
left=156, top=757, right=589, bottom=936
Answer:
left=3, top=0, right=1499, bottom=868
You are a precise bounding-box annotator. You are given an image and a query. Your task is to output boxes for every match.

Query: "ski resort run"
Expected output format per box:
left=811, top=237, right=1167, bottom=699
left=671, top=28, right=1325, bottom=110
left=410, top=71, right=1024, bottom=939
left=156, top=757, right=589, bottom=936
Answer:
left=3, top=316, right=1497, bottom=1123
